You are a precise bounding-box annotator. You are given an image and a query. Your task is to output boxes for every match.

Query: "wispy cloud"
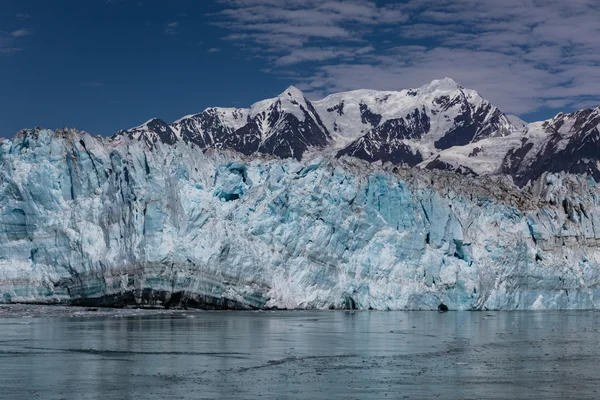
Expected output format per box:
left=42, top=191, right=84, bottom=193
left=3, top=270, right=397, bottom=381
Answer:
left=215, top=0, right=406, bottom=54
left=207, top=47, right=221, bottom=53
left=164, top=21, right=179, bottom=35
left=0, top=36, right=19, bottom=55
left=0, top=28, right=34, bottom=55
left=216, top=0, right=600, bottom=117
left=16, top=13, right=31, bottom=19
left=11, top=28, right=33, bottom=38
left=274, top=46, right=374, bottom=66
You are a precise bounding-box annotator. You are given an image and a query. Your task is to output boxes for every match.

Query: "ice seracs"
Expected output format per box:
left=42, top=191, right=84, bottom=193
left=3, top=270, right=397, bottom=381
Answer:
left=2, top=127, right=600, bottom=310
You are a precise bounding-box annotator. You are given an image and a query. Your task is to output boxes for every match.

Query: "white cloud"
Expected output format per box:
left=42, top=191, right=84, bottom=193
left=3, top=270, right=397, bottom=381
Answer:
left=0, top=36, right=19, bottom=55
left=11, top=29, right=33, bottom=38
left=165, top=21, right=180, bottom=35
left=216, top=0, right=600, bottom=118
left=215, top=0, right=406, bottom=50
left=0, top=28, right=34, bottom=55
left=274, top=46, right=374, bottom=66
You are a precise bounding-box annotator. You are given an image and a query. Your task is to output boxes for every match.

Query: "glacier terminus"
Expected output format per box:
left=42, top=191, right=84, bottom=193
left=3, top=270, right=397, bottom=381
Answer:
left=2, top=78, right=600, bottom=311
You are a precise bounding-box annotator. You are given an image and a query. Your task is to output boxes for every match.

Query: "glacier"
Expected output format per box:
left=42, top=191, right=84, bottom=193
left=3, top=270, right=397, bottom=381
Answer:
left=1, top=128, right=600, bottom=310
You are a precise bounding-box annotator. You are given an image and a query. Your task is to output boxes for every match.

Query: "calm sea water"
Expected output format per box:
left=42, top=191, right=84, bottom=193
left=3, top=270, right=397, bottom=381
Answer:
left=0, top=307, right=599, bottom=399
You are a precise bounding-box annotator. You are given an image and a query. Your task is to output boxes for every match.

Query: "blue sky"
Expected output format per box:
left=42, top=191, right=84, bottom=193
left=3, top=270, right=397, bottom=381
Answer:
left=1, top=0, right=600, bottom=138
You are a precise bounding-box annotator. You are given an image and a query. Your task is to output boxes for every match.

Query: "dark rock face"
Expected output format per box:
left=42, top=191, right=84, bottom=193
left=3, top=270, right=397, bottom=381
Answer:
left=360, top=103, right=382, bottom=126
left=434, top=101, right=506, bottom=150
left=256, top=100, right=331, bottom=161
left=327, top=101, right=345, bottom=116
left=372, top=109, right=431, bottom=142
left=338, top=136, right=424, bottom=166
left=177, top=109, right=239, bottom=148
left=337, top=108, right=430, bottom=165
left=502, top=108, right=600, bottom=187
left=145, top=119, right=178, bottom=146
left=117, top=118, right=178, bottom=147
left=221, top=121, right=262, bottom=155
left=507, top=129, right=600, bottom=187
left=116, top=82, right=520, bottom=169
left=425, top=158, right=478, bottom=177
left=119, top=89, right=331, bottom=161
left=176, top=115, right=214, bottom=148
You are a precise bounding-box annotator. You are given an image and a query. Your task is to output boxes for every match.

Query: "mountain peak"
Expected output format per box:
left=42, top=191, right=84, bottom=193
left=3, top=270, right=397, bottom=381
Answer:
left=280, top=85, right=305, bottom=99
left=420, top=77, right=463, bottom=94
left=113, top=79, right=512, bottom=162
left=133, top=118, right=169, bottom=129
left=120, top=117, right=176, bottom=146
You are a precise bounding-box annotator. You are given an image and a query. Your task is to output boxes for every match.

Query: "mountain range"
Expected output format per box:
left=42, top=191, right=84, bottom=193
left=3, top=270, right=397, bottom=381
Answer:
left=115, top=77, right=599, bottom=188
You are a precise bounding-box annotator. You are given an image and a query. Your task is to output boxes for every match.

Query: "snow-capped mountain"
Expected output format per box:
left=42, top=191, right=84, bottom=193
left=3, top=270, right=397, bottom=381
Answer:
left=421, top=106, right=600, bottom=187
left=502, top=107, right=600, bottom=186
left=116, top=118, right=178, bottom=147
left=173, top=107, right=247, bottom=149
left=116, top=78, right=519, bottom=165
left=113, top=79, right=600, bottom=185
left=119, top=86, right=331, bottom=160
left=322, top=78, right=519, bottom=164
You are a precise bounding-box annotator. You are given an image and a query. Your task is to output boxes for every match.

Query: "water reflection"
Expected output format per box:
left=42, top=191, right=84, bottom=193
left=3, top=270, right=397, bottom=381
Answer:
left=1, top=311, right=599, bottom=399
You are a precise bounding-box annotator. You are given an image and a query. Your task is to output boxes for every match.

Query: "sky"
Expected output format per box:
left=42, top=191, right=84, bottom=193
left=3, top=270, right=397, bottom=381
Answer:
left=1, top=0, right=600, bottom=138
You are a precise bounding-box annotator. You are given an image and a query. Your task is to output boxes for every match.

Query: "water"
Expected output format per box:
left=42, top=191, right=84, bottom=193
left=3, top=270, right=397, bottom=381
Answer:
left=1, top=307, right=599, bottom=399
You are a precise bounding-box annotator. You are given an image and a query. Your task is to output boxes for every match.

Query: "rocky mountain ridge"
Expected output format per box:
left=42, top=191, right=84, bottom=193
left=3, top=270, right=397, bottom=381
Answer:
left=115, top=78, right=600, bottom=188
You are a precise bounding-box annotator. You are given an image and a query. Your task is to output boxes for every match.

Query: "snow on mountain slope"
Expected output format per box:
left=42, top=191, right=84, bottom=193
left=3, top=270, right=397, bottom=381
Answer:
left=249, top=86, right=311, bottom=126
left=420, top=132, right=527, bottom=176
left=121, top=86, right=331, bottom=161
left=248, top=86, right=331, bottom=159
left=116, top=79, right=517, bottom=166
left=316, top=78, right=517, bottom=151
left=502, top=107, right=600, bottom=186
left=330, top=78, right=520, bottom=166
left=171, top=107, right=248, bottom=148
left=116, top=118, right=178, bottom=147
left=419, top=106, right=600, bottom=186
left=506, top=114, right=528, bottom=131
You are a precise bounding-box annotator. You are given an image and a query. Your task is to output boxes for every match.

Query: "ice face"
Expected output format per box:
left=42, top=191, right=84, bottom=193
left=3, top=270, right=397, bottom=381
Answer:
left=1, top=129, right=600, bottom=310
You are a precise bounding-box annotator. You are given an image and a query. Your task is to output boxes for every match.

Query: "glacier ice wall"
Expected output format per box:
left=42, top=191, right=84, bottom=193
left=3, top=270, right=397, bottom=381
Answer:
left=1, top=129, right=600, bottom=310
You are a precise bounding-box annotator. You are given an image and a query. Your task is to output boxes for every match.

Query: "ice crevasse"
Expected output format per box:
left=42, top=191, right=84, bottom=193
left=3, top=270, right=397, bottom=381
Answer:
left=1, top=129, right=599, bottom=310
